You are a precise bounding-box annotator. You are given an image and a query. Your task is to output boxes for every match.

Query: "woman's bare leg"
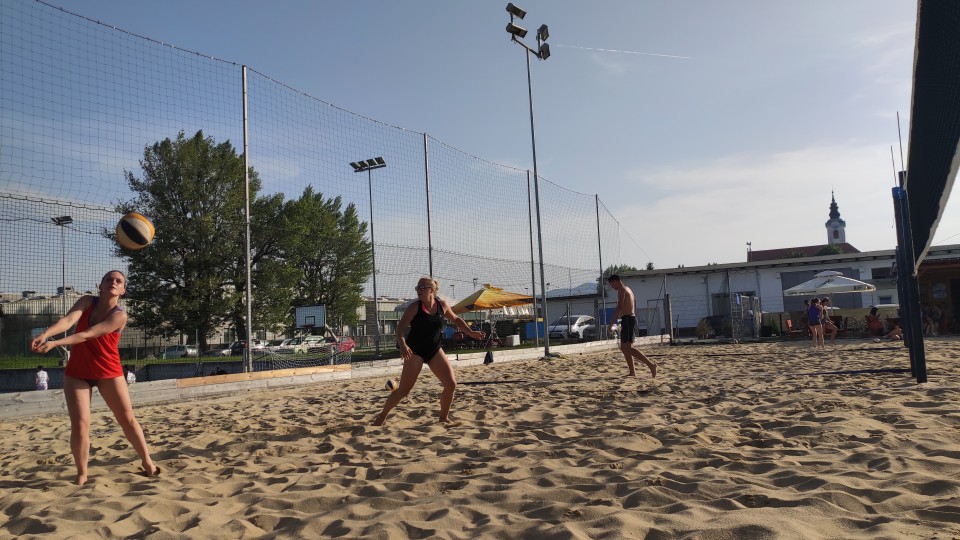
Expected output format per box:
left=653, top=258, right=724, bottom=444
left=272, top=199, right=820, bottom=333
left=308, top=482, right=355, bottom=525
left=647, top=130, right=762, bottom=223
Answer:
left=97, top=377, right=157, bottom=476
left=425, top=350, right=457, bottom=422
left=373, top=356, right=424, bottom=426
left=63, top=377, right=93, bottom=485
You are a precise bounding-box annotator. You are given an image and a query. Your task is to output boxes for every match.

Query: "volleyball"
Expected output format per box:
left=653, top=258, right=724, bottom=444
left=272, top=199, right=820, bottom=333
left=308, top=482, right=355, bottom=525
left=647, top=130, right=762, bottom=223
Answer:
left=385, top=379, right=398, bottom=391
left=116, top=212, right=155, bottom=250
left=874, top=338, right=881, bottom=343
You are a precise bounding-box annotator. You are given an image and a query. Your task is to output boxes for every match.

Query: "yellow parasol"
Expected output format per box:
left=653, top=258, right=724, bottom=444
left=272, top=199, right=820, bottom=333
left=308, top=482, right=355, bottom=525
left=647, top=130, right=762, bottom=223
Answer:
left=451, top=284, right=533, bottom=314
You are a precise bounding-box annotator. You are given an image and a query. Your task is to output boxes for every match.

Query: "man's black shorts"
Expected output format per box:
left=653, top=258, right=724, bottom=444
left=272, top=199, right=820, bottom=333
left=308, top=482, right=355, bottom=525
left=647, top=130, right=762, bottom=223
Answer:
left=620, top=315, right=637, bottom=343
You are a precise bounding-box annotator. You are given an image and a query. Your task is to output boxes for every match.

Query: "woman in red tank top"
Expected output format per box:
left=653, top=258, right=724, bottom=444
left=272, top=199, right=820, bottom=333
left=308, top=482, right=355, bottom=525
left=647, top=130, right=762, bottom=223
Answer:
left=31, top=270, right=158, bottom=485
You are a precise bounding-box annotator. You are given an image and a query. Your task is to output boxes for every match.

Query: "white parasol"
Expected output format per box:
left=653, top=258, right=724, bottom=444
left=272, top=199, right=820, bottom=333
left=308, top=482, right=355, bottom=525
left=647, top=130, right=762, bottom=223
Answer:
left=783, top=270, right=876, bottom=297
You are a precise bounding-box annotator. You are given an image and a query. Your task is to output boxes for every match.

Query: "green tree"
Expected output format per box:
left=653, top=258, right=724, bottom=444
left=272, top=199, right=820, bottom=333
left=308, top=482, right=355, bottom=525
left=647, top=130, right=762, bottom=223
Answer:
left=282, top=186, right=371, bottom=329
left=602, top=264, right=639, bottom=279
left=597, top=264, right=640, bottom=293
left=226, top=192, right=301, bottom=338
left=116, top=130, right=293, bottom=350
left=814, top=244, right=843, bottom=256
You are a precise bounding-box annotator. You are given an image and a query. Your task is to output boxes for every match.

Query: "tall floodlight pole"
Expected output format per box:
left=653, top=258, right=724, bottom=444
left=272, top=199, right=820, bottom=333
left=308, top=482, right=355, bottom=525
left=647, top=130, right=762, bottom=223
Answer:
left=350, top=157, right=387, bottom=356
left=51, top=216, right=73, bottom=337
left=506, top=3, right=552, bottom=354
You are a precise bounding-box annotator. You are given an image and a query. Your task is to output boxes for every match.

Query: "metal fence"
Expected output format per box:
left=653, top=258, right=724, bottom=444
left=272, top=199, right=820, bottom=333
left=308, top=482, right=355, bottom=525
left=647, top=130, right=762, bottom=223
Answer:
left=0, top=1, right=625, bottom=375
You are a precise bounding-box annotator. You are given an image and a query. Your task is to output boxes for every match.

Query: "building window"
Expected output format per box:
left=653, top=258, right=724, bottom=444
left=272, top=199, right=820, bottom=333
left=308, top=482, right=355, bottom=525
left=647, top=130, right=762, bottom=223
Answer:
left=878, top=296, right=893, bottom=305
left=872, top=267, right=892, bottom=279
left=832, top=230, right=839, bottom=239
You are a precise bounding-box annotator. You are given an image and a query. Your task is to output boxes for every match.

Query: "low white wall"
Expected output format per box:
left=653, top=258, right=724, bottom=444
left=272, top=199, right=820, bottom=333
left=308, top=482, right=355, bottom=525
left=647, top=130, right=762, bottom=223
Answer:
left=0, top=338, right=658, bottom=420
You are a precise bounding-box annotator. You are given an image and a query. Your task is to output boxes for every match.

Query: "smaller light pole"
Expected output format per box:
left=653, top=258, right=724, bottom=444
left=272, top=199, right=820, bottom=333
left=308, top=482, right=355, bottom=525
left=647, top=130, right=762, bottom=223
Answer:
left=473, top=277, right=479, bottom=290
left=350, top=157, right=386, bottom=356
left=450, top=283, right=456, bottom=301
left=51, top=216, right=73, bottom=336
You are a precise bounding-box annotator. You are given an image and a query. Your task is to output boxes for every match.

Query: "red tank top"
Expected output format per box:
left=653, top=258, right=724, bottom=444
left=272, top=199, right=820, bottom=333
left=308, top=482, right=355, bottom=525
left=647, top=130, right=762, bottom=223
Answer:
left=65, top=298, right=124, bottom=380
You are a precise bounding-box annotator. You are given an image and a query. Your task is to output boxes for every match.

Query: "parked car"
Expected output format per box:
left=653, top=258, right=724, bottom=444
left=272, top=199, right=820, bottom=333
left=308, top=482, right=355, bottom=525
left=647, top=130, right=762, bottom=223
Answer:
left=162, top=344, right=198, bottom=359
left=274, top=338, right=307, bottom=355
left=305, top=333, right=356, bottom=355
left=230, top=339, right=268, bottom=356
left=203, top=347, right=231, bottom=357
left=265, top=339, right=286, bottom=352
left=547, top=315, right=596, bottom=340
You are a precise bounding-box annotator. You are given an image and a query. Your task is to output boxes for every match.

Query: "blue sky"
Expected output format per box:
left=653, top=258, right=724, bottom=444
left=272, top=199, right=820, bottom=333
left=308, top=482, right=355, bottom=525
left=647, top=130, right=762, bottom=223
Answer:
left=44, top=0, right=958, bottom=269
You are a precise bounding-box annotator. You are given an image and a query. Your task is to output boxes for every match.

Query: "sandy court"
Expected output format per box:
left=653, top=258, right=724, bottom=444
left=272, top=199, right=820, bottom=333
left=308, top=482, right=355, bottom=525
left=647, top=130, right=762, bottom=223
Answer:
left=2, top=339, right=959, bottom=538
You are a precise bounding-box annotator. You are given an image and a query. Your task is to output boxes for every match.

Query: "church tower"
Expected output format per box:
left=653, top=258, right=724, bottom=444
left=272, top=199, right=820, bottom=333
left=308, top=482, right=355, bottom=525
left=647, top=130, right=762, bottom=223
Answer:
left=825, top=191, right=846, bottom=244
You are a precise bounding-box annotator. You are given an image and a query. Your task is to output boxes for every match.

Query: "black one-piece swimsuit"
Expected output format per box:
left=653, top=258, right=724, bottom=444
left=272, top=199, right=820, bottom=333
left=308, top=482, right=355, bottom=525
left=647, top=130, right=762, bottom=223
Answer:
left=406, top=300, right=443, bottom=362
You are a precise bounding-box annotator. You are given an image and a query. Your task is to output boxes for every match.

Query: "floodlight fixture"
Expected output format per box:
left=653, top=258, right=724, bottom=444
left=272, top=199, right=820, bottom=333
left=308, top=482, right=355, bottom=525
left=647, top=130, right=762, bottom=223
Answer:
left=506, top=22, right=527, bottom=38
left=350, top=157, right=386, bottom=172
left=506, top=3, right=526, bottom=19
left=51, top=216, right=73, bottom=226
left=537, top=24, right=549, bottom=42
left=538, top=43, right=550, bottom=60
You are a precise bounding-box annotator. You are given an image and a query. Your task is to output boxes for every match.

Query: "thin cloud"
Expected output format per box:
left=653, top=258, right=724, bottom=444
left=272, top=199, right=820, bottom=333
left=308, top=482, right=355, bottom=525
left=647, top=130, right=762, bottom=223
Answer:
left=554, top=44, right=691, bottom=60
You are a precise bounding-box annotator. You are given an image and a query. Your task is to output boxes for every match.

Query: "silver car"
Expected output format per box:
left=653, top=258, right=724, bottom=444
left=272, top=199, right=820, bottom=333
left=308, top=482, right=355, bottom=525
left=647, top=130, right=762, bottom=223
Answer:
left=547, top=315, right=596, bottom=340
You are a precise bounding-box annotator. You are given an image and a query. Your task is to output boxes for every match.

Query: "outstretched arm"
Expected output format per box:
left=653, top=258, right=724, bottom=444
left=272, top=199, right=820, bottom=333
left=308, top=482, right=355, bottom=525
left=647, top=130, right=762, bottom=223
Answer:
left=33, top=309, right=126, bottom=354
left=441, top=301, right=485, bottom=340
left=30, top=296, right=92, bottom=351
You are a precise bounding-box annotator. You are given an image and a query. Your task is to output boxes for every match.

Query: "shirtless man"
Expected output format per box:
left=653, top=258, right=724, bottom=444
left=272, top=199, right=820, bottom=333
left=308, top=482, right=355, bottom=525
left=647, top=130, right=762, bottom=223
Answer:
left=607, top=274, right=656, bottom=378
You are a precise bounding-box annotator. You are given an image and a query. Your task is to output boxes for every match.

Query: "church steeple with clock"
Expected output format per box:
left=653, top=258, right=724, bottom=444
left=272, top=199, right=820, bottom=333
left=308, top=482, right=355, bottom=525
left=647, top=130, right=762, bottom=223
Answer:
left=825, top=192, right=846, bottom=245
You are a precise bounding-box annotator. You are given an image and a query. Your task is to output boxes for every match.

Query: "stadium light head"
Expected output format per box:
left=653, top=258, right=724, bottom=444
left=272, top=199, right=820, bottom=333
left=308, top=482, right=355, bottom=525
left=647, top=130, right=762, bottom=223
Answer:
left=538, top=43, right=550, bottom=60
left=537, top=24, right=549, bottom=42
left=506, top=22, right=528, bottom=38
left=351, top=157, right=387, bottom=173
left=51, top=216, right=73, bottom=226
left=506, top=3, right=526, bottom=19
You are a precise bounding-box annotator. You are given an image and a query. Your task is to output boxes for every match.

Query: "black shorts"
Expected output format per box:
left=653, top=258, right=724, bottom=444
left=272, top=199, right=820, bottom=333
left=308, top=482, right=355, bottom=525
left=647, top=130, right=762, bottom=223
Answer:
left=620, top=315, right=637, bottom=343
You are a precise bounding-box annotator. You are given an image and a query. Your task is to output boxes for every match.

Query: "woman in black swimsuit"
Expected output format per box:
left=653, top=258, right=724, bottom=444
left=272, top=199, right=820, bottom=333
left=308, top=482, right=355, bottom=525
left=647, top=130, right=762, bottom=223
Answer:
left=373, top=277, right=485, bottom=426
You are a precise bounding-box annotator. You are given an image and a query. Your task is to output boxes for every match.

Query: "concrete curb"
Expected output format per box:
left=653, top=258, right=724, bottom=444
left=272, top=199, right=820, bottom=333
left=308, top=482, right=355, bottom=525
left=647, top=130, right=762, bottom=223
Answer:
left=0, top=338, right=662, bottom=420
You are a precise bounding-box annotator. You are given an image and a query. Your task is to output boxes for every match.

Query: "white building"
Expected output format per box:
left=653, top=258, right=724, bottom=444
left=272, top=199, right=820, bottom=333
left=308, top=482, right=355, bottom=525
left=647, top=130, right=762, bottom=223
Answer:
left=611, top=244, right=960, bottom=337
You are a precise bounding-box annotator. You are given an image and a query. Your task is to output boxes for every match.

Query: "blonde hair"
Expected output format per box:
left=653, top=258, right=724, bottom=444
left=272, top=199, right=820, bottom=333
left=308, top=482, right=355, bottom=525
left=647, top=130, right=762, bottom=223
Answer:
left=418, top=276, right=439, bottom=293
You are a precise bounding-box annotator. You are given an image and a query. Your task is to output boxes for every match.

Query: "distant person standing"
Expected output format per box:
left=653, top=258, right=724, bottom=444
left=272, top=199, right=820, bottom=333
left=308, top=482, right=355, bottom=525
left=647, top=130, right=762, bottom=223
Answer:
left=821, top=298, right=839, bottom=343
left=35, top=365, right=49, bottom=390
left=808, top=297, right=825, bottom=349
left=607, top=275, right=657, bottom=378
left=124, top=365, right=136, bottom=385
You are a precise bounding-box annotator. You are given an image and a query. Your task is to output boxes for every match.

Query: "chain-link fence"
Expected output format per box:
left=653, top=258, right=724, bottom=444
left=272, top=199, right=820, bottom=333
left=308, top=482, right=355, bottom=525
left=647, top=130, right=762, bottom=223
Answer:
left=1, top=1, right=629, bottom=383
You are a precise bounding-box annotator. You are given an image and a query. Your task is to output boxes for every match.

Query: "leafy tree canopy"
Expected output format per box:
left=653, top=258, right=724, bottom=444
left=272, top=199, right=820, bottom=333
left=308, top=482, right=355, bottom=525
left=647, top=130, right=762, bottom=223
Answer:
left=117, top=130, right=291, bottom=350
left=282, top=186, right=372, bottom=329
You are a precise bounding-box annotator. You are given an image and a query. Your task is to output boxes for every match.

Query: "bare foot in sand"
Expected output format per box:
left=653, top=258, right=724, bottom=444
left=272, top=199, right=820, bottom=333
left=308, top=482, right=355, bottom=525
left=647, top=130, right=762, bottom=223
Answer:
left=75, top=474, right=87, bottom=486
left=649, top=362, right=657, bottom=378
left=139, top=463, right=161, bottom=478
left=372, top=414, right=387, bottom=426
